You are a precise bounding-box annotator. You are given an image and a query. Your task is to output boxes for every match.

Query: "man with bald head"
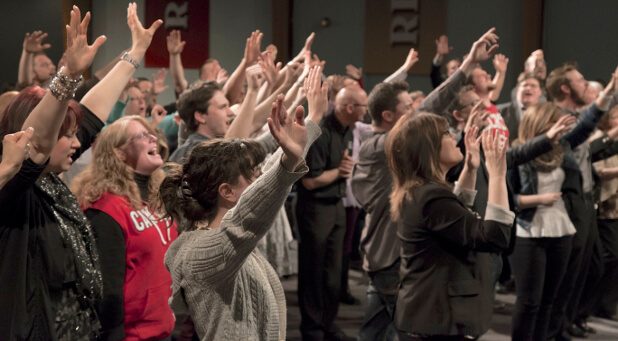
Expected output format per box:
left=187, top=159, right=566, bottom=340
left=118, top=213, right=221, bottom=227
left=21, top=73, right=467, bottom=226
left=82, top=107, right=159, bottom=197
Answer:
left=296, top=85, right=367, bottom=341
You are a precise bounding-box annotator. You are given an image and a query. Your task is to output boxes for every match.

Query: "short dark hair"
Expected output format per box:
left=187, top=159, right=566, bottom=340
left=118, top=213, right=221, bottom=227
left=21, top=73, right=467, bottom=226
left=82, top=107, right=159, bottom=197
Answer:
left=445, top=84, right=475, bottom=128
left=517, top=72, right=543, bottom=88
left=546, top=62, right=578, bottom=102
left=367, top=81, right=409, bottom=126
left=177, top=80, right=220, bottom=132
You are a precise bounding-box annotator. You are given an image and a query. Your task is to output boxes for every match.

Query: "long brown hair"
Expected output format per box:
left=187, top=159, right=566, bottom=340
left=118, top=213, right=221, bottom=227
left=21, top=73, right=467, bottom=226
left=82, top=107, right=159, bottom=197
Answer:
left=71, top=116, right=166, bottom=209
left=386, top=112, right=449, bottom=221
left=517, top=102, right=564, bottom=172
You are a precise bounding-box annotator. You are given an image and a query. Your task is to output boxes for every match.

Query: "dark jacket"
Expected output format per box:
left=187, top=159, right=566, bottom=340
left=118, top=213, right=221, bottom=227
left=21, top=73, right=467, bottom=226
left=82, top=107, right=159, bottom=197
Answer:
left=395, top=182, right=513, bottom=337
left=497, top=101, right=521, bottom=144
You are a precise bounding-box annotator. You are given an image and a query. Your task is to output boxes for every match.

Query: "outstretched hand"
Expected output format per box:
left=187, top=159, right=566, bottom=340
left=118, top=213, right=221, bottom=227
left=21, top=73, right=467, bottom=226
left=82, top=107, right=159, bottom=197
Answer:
left=151, top=69, right=169, bottom=95
left=2, top=128, right=34, bottom=172
left=435, top=35, right=453, bottom=56
left=65, top=6, right=107, bottom=78
left=151, top=104, right=167, bottom=126
left=244, top=30, right=263, bottom=65
left=493, top=54, right=509, bottom=74
left=467, top=28, right=499, bottom=65
left=305, top=66, right=329, bottom=124
left=258, top=52, right=282, bottom=85
left=482, top=128, right=507, bottom=178
left=166, top=30, right=186, bottom=55
left=127, top=3, right=162, bottom=56
left=23, top=31, right=51, bottom=53
left=267, top=94, right=307, bottom=171
left=346, top=64, right=363, bottom=80
left=464, top=126, right=481, bottom=170
left=546, top=114, right=575, bottom=143
left=464, top=100, right=489, bottom=133
left=402, top=48, right=419, bottom=71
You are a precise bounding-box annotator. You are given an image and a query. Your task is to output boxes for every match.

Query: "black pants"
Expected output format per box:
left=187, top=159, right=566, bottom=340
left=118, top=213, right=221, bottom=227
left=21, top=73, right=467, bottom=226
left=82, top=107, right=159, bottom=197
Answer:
left=297, top=199, right=346, bottom=340
left=548, top=194, right=593, bottom=338
left=510, top=236, right=572, bottom=341
left=594, top=218, right=618, bottom=316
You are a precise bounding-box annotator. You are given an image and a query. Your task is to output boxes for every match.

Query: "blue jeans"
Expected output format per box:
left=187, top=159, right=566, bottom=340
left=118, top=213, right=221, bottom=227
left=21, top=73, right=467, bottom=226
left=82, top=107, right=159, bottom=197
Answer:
left=358, top=260, right=400, bottom=341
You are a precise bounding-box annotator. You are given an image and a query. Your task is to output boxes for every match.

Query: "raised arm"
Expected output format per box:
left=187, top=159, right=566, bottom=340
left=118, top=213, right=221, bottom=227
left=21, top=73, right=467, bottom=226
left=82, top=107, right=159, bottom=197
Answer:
left=80, top=3, right=161, bottom=123
left=418, top=28, right=499, bottom=116
left=0, top=129, right=34, bottom=190
left=224, top=67, right=263, bottom=139
left=222, top=30, right=262, bottom=104
left=17, top=31, right=51, bottom=87
left=167, top=30, right=188, bottom=95
left=23, top=6, right=105, bottom=165
left=384, top=48, right=418, bottom=83
left=488, top=54, right=509, bottom=102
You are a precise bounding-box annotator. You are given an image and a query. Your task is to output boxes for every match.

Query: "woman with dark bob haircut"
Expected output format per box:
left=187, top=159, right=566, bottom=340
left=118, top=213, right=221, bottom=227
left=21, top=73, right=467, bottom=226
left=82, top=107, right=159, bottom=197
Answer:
left=385, top=112, right=515, bottom=340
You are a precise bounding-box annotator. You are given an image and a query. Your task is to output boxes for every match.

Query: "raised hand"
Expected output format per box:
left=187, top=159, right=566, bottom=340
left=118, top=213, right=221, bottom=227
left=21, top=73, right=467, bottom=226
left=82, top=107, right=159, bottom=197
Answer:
left=305, top=66, right=329, bottom=123
left=65, top=6, right=107, bottom=78
left=244, top=30, right=263, bottom=65
left=258, top=52, right=282, bottom=84
left=464, top=100, right=489, bottom=133
left=23, top=31, right=51, bottom=53
left=464, top=125, right=481, bottom=170
left=546, top=114, right=575, bottom=142
left=150, top=104, right=167, bottom=126
left=57, top=53, right=68, bottom=71
left=127, top=3, right=162, bottom=57
left=493, top=54, right=509, bottom=74
left=435, top=35, right=453, bottom=56
left=265, top=44, right=278, bottom=62
left=151, top=68, right=169, bottom=95
left=467, top=28, right=499, bottom=65
left=402, top=48, right=419, bottom=71
left=166, top=30, right=186, bottom=55
left=346, top=64, right=363, bottom=80
left=2, top=128, right=34, bottom=172
left=246, top=65, right=264, bottom=91
left=310, top=54, right=326, bottom=70
left=267, top=94, right=308, bottom=171
left=216, top=68, right=229, bottom=84
left=482, top=128, right=507, bottom=178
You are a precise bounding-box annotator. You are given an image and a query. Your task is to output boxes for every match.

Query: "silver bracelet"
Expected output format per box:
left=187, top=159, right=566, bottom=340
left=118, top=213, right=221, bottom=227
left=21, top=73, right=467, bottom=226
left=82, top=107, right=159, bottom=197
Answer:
left=49, top=67, right=82, bottom=100
left=121, top=52, right=140, bottom=69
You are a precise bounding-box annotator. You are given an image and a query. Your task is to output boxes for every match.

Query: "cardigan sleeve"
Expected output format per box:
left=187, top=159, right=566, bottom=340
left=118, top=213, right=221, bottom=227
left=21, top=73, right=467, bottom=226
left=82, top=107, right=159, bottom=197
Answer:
left=85, top=209, right=127, bottom=341
left=187, top=121, right=321, bottom=283
left=422, top=186, right=514, bottom=252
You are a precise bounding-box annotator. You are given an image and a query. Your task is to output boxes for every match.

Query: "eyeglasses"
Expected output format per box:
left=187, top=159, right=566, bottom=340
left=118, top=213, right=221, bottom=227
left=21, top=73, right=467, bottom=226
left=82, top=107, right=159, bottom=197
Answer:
left=128, top=132, right=155, bottom=143
left=352, top=103, right=368, bottom=108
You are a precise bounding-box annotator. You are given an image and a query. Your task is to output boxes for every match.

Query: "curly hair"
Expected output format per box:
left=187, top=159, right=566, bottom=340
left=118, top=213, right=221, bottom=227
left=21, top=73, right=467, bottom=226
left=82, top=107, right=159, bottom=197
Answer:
left=71, top=116, right=167, bottom=209
left=156, top=138, right=266, bottom=232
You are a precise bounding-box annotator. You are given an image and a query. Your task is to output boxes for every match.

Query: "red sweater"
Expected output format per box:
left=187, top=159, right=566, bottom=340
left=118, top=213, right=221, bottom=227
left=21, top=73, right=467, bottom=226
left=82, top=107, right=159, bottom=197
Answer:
left=89, top=193, right=177, bottom=340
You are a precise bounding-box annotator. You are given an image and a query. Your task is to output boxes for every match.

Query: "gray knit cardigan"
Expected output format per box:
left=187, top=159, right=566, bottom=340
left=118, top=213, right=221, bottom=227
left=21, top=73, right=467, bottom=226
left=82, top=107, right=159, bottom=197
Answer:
left=165, top=121, right=321, bottom=340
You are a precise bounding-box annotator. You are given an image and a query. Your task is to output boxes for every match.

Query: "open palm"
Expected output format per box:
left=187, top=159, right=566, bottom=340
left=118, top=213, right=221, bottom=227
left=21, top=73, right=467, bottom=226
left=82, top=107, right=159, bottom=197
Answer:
left=267, top=95, right=307, bottom=167
left=65, top=6, right=106, bottom=78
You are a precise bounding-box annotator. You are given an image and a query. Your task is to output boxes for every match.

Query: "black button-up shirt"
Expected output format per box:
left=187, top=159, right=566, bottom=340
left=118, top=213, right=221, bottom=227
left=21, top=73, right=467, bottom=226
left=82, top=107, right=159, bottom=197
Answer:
left=297, top=112, right=352, bottom=201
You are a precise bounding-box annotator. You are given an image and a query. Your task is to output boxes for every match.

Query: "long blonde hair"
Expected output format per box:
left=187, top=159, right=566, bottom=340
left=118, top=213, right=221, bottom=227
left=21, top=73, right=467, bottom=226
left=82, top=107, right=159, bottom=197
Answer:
left=517, top=102, right=563, bottom=143
left=386, top=112, right=449, bottom=221
left=72, top=116, right=167, bottom=209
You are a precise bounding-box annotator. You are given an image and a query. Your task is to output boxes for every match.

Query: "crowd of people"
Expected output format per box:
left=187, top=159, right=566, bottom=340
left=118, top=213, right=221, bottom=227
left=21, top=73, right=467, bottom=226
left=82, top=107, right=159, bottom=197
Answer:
left=1, top=4, right=618, bottom=341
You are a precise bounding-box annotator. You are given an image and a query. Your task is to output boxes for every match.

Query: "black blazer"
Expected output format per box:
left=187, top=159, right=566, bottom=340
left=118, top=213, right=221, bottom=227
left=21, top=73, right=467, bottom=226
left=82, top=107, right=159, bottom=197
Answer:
left=395, top=183, right=512, bottom=337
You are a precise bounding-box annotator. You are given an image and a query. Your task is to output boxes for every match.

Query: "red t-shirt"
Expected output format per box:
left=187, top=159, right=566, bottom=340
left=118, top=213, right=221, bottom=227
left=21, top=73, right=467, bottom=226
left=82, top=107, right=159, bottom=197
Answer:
left=90, top=193, right=178, bottom=340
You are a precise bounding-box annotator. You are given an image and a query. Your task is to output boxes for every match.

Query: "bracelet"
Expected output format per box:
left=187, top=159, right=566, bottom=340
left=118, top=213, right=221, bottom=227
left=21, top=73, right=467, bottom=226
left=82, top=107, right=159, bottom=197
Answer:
left=121, top=52, right=140, bottom=69
left=49, top=67, right=82, bottom=100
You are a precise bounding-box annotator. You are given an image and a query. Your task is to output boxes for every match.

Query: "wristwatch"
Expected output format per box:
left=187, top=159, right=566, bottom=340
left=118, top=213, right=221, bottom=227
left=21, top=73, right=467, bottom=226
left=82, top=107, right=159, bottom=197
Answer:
left=121, top=52, right=140, bottom=69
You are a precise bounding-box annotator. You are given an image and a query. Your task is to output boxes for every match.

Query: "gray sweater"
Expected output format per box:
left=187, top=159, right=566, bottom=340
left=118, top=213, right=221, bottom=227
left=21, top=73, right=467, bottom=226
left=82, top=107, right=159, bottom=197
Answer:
left=165, top=121, right=321, bottom=341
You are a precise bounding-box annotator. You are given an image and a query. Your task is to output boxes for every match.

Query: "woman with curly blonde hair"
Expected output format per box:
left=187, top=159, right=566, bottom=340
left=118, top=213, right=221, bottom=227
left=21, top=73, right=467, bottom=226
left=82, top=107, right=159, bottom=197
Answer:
left=72, top=114, right=178, bottom=340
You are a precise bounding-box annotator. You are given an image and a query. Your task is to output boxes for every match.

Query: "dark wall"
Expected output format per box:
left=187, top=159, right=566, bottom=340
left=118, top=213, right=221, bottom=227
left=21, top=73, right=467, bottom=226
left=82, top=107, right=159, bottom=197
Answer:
left=0, top=0, right=64, bottom=89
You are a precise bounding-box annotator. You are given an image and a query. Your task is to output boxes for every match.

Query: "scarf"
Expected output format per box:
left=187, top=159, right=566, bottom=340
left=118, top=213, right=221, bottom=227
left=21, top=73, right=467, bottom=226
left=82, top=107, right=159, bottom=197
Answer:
left=530, top=143, right=564, bottom=173
left=35, top=173, right=102, bottom=303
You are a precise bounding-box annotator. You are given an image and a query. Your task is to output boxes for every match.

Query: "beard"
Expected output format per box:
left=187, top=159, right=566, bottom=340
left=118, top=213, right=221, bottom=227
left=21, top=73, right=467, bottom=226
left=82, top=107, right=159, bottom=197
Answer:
left=570, top=84, right=587, bottom=106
